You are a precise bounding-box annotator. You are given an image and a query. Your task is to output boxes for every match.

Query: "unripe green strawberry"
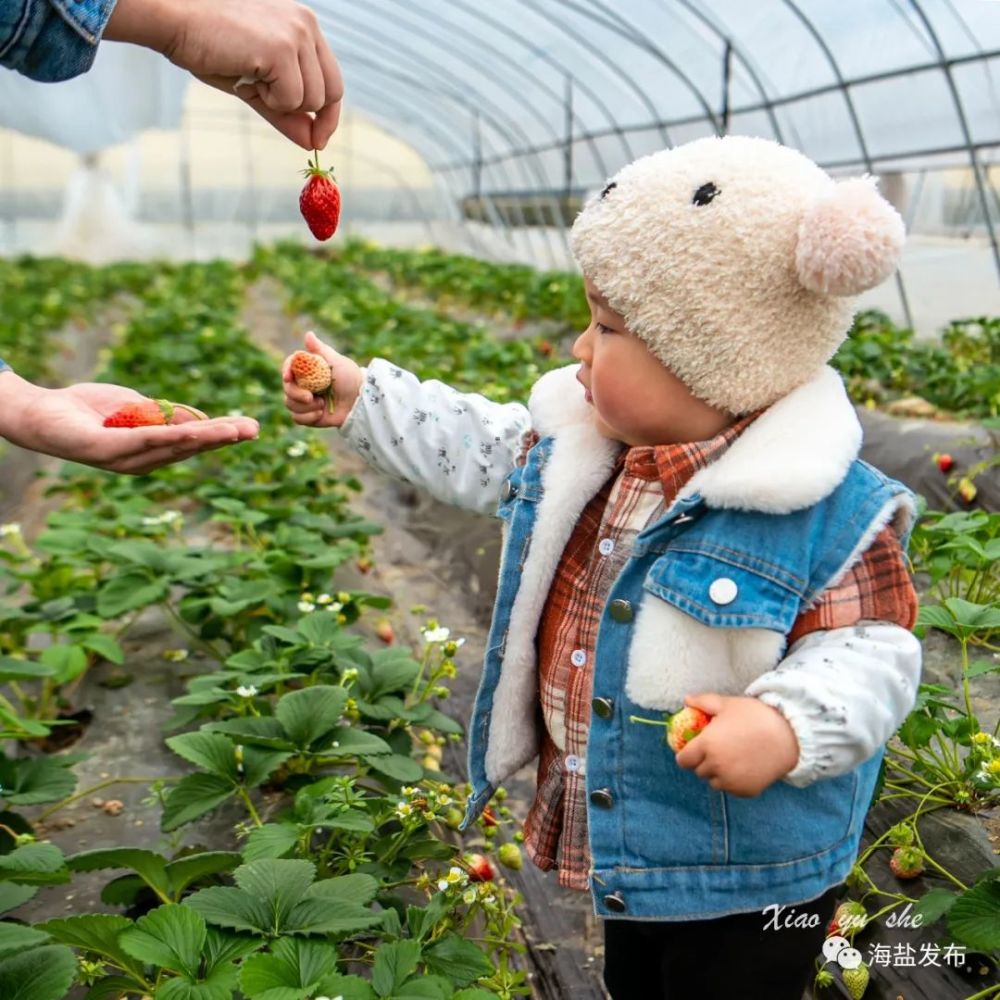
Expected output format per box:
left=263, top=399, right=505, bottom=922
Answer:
left=889, top=846, right=924, bottom=879
left=666, top=706, right=711, bottom=752
left=497, top=842, right=523, bottom=871
left=887, top=822, right=915, bottom=846
left=827, top=900, right=867, bottom=936
left=842, top=962, right=870, bottom=999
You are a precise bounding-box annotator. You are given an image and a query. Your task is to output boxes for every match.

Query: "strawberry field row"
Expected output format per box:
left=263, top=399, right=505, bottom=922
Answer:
left=0, top=259, right=530, bottom=1000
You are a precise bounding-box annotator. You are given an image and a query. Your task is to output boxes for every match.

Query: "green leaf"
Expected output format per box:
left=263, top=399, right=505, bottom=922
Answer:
left=161, top=774, right=235, bottom=832
left=239, top=936, right=340, bottom=999
left=913, top=888, right=959, bottom=927
left=39, top=643, right=88, bottom=685
left=372, top=939, right=421, bottom=997
left=305, top=873, right=379, bottom=907
left=119, top=904, right=207, bottom=980
left=167, top=731, right=241, bottom=780
left=37, top=914, right=144, bottom=979
left=84, top=975, right=144, bottom=1000
left=895, top=711, right=938, bottom=749
left=233, top=860, right=316, bottom=930
left=68, top=848, right=170, bottom=899
left=0, top=943, right=76, bottom=1000
left=325, top=727, right=393, bottom=757
left=274, top=686, right=348, bottom=750
left=0, top=922, right=49, bottom=958
left=968, top=659, right=1000, bottom=679
left=0, top=757, right=77, bottom=805
left=297, top=614, right=343, bottom=646
left=395, top=976, right=453, bottom=1000
left=202, top=927, right=261, bottom=973
left=240, top=746, right=292, bottom=789
left=166, top=852, right=242, bottom=898
left=207, top=717, right=291, bottom=750
left=944, top=597, right=1000, bottom=632
left=916, top=604, right=958, bottom=635
left=407, top=892, right=449, bottom=943
left=368, top=649, right=421, bottom=697
left=283, top=897, right=383, bottom=936
left=183, top=886, right=273, bottom=936
left=0, top=657, right=56, bottom=682
left=310, top=973, right=377, bottom=1000
left=422, top=933, right=493, bottom=985
left=0, top=842, right=69, bottom=884
left=368, top=754, right=424, bottom=782
left=947, top=881, right=1000, bottom=951
left=243, top=825, right=300, bottom=863
left=97, top=572, right=168, bottom=618
left=454, top=990, right=501, bottom=1000
left=81, top=633, right=124, bottom=665
left=0, top=882, right=37, bottom=914
left=156, top=963, right=239, bottom=1000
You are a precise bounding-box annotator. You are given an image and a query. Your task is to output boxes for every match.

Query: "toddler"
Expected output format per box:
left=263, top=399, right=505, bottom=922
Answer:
left=283, top=136, right=922, bottom=1000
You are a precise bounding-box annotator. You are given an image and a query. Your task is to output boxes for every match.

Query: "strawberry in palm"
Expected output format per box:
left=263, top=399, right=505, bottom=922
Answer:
left=300, top=152, right=341, bottom=241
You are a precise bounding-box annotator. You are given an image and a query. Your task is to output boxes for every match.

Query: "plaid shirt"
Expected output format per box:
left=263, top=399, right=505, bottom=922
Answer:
left=522, top=420, right=918, bottom=890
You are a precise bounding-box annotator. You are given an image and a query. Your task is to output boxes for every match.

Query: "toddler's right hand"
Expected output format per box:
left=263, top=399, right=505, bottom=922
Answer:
left=283, top=331, right=362, bottom=428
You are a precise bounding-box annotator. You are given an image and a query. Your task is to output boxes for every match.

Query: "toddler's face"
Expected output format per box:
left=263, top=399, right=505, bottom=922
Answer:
left=572, top=278, right=733, bottom=446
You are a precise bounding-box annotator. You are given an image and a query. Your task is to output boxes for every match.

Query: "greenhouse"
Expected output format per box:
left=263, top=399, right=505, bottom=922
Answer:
left=0, top=2, right=998, bottom=999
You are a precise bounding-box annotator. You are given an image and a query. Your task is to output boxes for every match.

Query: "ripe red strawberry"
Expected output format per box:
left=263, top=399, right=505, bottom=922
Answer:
left=480, top=806, right=499, bottom=828
left=356, top=556, right=373, bottom=574
left=465, top=853, right=495, bottom=882
left=103, top=400, right=173, bottom=428
left=299, top=153, right=341, bottom=241
left=375, top=619, right=395, bottom=644
left=889, top=846, right=924, bottom=879
left=666, top=706, right=712, bottom=752
left=934, top=452, right=954, bottom=473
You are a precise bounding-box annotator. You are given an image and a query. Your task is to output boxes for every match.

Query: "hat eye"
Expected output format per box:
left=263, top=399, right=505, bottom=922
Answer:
left=693, top=182, right=720, bottom=206
left=600, top=181, right=617, bottom=199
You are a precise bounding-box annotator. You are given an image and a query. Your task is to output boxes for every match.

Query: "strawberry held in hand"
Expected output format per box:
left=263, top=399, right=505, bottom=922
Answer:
left=103, top=399, right=205, bottom=428
left=666, top=706, right=712, bottom=752
left=289, top=350, right=334, bottom=413
left=299, top=152, right=341, bottom=241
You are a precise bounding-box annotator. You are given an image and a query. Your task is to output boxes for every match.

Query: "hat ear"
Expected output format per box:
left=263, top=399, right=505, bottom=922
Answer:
left=795, top=177, right=905, bottom=296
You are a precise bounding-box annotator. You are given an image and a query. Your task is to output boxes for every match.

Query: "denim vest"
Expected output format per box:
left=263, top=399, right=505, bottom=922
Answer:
left=462, top=430, right=913, bottom=921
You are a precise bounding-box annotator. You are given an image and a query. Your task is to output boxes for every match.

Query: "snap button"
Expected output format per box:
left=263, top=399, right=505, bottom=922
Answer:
left=500, top=480, right=518, bottom=502
left=609, top=599, right=633, bottom=622
left=590, top=788, right=615, bottom=809
left=604, top=892, right=627, bottom=913
left=570, top=648, right=587, bottom=668
left=598, top=538, right=615, bottom=556
left=709, top=577, right=738, bottom=605
left=591, top=696, right=614, bottom=720
left=565, top=754, right=583, bottom=773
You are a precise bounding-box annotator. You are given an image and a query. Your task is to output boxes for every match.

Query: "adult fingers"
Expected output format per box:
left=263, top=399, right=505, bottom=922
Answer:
left=310, top=42, right=344, bottom=149
left=297, top=44, right=326, bottom=115
left=107, top=421, right=257, bottom=473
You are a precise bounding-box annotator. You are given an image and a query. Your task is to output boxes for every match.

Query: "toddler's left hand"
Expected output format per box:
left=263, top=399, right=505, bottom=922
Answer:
left=674, top=693, right=800, bottom=797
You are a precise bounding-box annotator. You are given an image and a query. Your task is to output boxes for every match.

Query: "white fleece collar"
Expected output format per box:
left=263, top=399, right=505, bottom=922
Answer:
left=529, top=364, right=861, bottom=515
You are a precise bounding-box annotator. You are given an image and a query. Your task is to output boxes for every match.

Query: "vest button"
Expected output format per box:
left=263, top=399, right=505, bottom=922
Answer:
left=590, top=788, right=615, bottom=809
left=604, top=892, right=627, bottom=913
left=709, top=577, right=738, bottom=605
left=592, top=697, right=614, bottom=720
left=609, top=599, right=633, bottom=622
left=500, top=480, right=518, bottom=502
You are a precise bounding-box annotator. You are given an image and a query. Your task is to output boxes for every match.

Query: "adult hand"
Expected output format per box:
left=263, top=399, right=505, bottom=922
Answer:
left=105, top=0, right=343, bottom=150
left=674, top=693, right=800, bottom=797
left=283, top=331, right=363, bottom=429
left=0, top=374, right=259, bottom=475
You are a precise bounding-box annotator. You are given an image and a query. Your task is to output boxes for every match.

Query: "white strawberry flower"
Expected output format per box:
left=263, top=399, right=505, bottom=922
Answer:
left=317, top=593, right=333, bottom=604
left=422, top=626, right=451, bottom=643
left=298, top=601, right=316, bottom=613
left=0, top=523, right=21, bottom=537
left=163, top=649, right=189, bottom=662
left=236, top=685, right=258, bottom=698
left=287, top=441, right=308, bottom=458
left=395, top=802, right=413, bottom=819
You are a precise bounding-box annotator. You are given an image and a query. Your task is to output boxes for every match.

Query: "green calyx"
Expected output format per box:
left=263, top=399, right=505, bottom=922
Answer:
left=302, top=150, right=337, bottom=180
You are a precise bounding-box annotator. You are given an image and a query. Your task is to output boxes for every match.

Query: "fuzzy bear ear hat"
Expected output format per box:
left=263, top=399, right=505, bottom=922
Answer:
left=570, top=135, right=906, bottom=415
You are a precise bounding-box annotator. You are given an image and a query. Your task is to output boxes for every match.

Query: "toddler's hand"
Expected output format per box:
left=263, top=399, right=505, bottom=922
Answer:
left=283, top=331, right=362, bottom=428
left=674, top=693, right=799, bottom=797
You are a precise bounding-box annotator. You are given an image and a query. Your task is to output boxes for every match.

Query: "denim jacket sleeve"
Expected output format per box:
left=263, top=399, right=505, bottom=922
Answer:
left=0, top=358, right=10, bottom=374
left=0, top=0, right=118, bottom=82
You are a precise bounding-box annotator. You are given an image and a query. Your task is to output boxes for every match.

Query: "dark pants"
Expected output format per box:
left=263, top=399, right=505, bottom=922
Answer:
left=602, top=885, right=840, bottom=1000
